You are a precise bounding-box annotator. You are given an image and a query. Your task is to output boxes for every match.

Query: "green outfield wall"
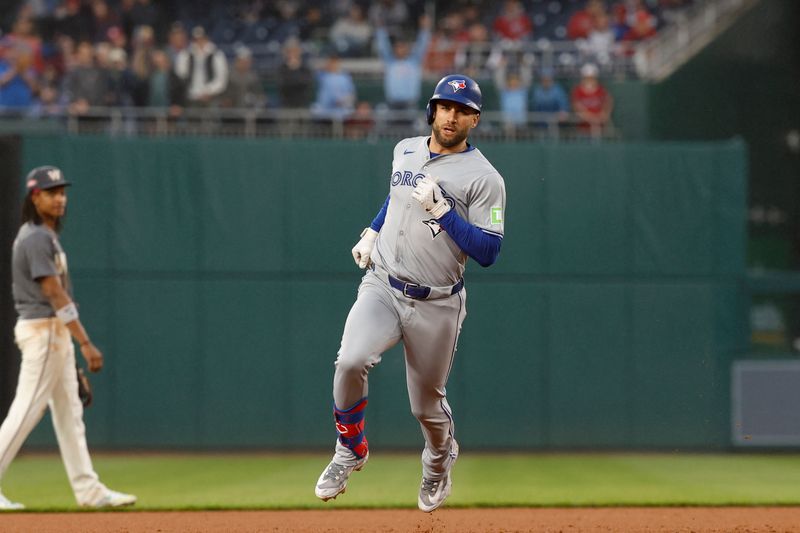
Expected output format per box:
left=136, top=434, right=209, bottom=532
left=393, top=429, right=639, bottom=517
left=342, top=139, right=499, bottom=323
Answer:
left=15, top=135, right=747, bottom=450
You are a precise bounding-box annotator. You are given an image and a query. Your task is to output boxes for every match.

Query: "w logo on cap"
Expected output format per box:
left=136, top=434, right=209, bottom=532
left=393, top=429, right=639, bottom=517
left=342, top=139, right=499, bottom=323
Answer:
left=47, top=169, right=62, bottom=181
left=448, top=79, right=466, bottom=92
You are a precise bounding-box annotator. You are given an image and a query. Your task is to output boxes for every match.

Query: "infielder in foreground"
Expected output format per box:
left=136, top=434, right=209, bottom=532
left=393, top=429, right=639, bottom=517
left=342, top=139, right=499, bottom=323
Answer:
left=315, top=74, right=505, bottom=511
left=0, top=167, right=136, bottom=510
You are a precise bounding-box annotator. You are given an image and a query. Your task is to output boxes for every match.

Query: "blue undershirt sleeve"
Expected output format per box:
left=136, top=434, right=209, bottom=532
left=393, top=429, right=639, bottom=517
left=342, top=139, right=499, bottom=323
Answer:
left=369, top=194, right=390, bottom=232
left=437, top=209, right=503, bottom=267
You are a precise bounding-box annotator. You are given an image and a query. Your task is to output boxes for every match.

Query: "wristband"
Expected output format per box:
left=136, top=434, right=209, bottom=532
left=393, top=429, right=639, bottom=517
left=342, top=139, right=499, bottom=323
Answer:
left=360, top=227, right=378, bottom=240
left=55, top=302, right=79, bottom=324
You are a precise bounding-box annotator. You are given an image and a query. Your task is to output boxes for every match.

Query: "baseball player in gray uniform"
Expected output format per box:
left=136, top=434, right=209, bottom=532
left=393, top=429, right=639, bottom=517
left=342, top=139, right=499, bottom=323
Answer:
left=315, top=74, right=506, bottom=511
left=0, top=166, right=136, bottom=510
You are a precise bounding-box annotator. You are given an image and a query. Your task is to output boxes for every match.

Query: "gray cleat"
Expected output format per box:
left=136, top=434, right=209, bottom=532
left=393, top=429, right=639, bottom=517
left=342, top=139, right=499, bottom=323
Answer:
left=418, top=440, right=459, bottom=512
left=315, top=452, right=369, bottom=501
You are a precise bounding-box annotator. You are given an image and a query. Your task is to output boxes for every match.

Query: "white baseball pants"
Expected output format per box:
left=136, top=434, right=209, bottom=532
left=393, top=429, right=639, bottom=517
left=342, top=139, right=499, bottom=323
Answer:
left=0, top=318, right=108, bottom=505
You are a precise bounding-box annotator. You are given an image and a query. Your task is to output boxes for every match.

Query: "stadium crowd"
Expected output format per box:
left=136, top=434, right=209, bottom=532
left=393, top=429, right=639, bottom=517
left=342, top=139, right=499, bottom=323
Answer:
left=0, top=0, right=693, bottom=135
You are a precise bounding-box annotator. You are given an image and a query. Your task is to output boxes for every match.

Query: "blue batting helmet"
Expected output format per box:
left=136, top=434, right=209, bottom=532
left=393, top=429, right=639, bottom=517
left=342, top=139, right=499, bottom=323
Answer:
left=426, top=74, right=482, bottom=125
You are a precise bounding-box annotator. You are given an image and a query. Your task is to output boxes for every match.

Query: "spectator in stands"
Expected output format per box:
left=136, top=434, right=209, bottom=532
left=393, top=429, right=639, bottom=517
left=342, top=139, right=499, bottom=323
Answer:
left=567, top=0, right=607, bottom=40
left=311, top=52, right=356, bottom=121
left=492, top=54, right=532, bottom=132
left=621, top=9, right=657, bottom=42
left=298, top=5, right=325, bottom=46
left=63, top=40, right=109, bottom=115
left=278, top=38, right=313, bottom=108
left=375, top=14, right=431, bottom=113
left=174, top=26, right=228, bottom=107
left=584, top=11, right=616, bottom=66
left=453, top=21, right=491, bottom=79
left=616, top=0, right=647, bottom=28
left=330, top=4, right=373, bottom=57
left=457, top=5, right=485, bottom=36
left=571, top=63, right=613, bottom=134
left=270, top=2, right=301, bottom=44
left=610, top=3, right=630, bottom=40
left=424, top=11, right=462, bottom=76
left=128, top=24, right=155, bottom=106
left=147, top=49, right=185, bottom=115
left=3, top=16, right=45, bottom=74
left=31, top=62, right=63, bottom=117
left=531, top=67, right=569, bottom=125
left=53, top=34, right=76, bottom=75
left=222, top=46, right=265, bottom=109
left=105, top=25, right=127, bottom=55
left=166, top=22, right=187, bottom=61
left=105, top=46, right=133, bottom=106
left=90, top=0, right=119, bottom=44
left=368, top=0, right=409, bottom=40
left=55, top=0, right=94, bottom=42
left=0, top=43, right=38, bottom=112
left=93, top=40, right=111, bottom=71
left=492, top=0, right=533, bottom=42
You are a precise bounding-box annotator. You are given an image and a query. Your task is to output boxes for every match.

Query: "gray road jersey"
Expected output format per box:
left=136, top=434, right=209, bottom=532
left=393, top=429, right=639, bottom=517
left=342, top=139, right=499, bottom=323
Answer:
left=373, top=136, right=506, bottom=287
left=12, top=222, right=72, bottom=319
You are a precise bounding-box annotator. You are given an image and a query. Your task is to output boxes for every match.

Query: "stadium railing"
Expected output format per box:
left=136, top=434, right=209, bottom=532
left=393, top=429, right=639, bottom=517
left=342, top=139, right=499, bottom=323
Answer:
left=0, top=107, right=619, bottom=142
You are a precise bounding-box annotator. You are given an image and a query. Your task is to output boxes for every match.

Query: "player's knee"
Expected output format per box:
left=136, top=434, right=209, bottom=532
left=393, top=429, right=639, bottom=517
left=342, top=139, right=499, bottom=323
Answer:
left=410, top=392, right=447, bottom=423
left=411, top=405, right=436, bottom=423
left=334, top=354, right=370, bottom=380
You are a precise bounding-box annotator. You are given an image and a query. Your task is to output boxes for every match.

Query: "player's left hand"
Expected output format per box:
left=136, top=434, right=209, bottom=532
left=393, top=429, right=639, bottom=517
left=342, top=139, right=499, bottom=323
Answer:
left=352, top=227, right=379, bottom=269
left=77, top=367, right=93, bottom=408
left=412, top=176, right=451, bottom=219
left=80, top=342, right=104, bottom=373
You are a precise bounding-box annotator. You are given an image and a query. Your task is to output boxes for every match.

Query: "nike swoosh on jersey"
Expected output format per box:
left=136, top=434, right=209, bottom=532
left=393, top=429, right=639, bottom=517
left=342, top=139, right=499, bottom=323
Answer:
left=404, top=149, right=415, bottom=154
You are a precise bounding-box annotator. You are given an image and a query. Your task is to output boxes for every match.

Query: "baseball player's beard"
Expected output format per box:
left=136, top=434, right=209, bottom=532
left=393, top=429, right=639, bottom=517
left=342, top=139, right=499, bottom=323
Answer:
left=432, top=121, right=469, bottom=149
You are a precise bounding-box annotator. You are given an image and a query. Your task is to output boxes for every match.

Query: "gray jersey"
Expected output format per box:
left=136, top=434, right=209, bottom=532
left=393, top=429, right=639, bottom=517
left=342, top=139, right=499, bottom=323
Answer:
left=12, top=222, right=72, bottom=319
left=373, top=136, right=506, bottom=287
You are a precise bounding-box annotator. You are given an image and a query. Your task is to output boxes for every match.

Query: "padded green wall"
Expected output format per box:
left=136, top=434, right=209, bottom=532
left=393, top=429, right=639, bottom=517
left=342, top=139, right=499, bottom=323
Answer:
left=19, top=135, right=747, bottom=450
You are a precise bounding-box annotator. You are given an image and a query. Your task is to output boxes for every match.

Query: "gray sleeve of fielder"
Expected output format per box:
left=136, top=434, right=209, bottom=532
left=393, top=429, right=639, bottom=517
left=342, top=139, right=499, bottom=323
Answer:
left=23, top=231, right=60, bottom=280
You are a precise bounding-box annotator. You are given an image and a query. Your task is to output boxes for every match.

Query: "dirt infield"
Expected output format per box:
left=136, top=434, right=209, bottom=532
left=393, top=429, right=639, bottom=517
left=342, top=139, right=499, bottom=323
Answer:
left=3, top=507, right=800, bottom=532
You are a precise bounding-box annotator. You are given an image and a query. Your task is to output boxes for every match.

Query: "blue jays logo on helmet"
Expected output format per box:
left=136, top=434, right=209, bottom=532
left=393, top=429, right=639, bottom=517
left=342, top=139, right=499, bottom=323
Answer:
left=447, top=79, right=467, bottom=92
left=426, top=74, right=482, bottom=125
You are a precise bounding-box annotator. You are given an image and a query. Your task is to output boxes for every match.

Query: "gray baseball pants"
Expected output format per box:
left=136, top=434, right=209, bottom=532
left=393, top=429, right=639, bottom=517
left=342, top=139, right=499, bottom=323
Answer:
left=331, top=268, right=466, bottom=479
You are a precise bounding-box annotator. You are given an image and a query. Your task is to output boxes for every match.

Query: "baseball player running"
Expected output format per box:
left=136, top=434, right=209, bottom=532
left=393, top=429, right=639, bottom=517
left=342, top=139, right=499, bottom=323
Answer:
left=315, top=74, right=506, bottom=511
left=0, top=167, right=136, bottom=510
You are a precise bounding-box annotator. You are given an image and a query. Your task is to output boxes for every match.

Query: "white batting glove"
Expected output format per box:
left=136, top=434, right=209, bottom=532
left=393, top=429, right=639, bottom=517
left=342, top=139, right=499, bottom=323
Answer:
left=351, top=227, right=378, bottom=269
left=412, top=176, right=451, bottom=219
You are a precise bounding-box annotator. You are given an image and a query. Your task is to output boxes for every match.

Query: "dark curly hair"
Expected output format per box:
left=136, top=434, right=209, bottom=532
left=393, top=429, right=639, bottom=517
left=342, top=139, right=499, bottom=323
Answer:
left=21, top=191, right=64, bottom=233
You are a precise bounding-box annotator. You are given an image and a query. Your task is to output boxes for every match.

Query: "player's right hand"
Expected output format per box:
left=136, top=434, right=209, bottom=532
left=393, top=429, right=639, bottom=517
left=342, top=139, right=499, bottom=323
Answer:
left=412, top=176, right=451, bottom=219
left=352, top=227, right=379, bottom=269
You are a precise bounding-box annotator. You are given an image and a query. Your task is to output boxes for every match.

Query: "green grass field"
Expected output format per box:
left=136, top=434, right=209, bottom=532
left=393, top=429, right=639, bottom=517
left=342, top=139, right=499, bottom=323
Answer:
left=5, top=452, right=800, bottom=511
